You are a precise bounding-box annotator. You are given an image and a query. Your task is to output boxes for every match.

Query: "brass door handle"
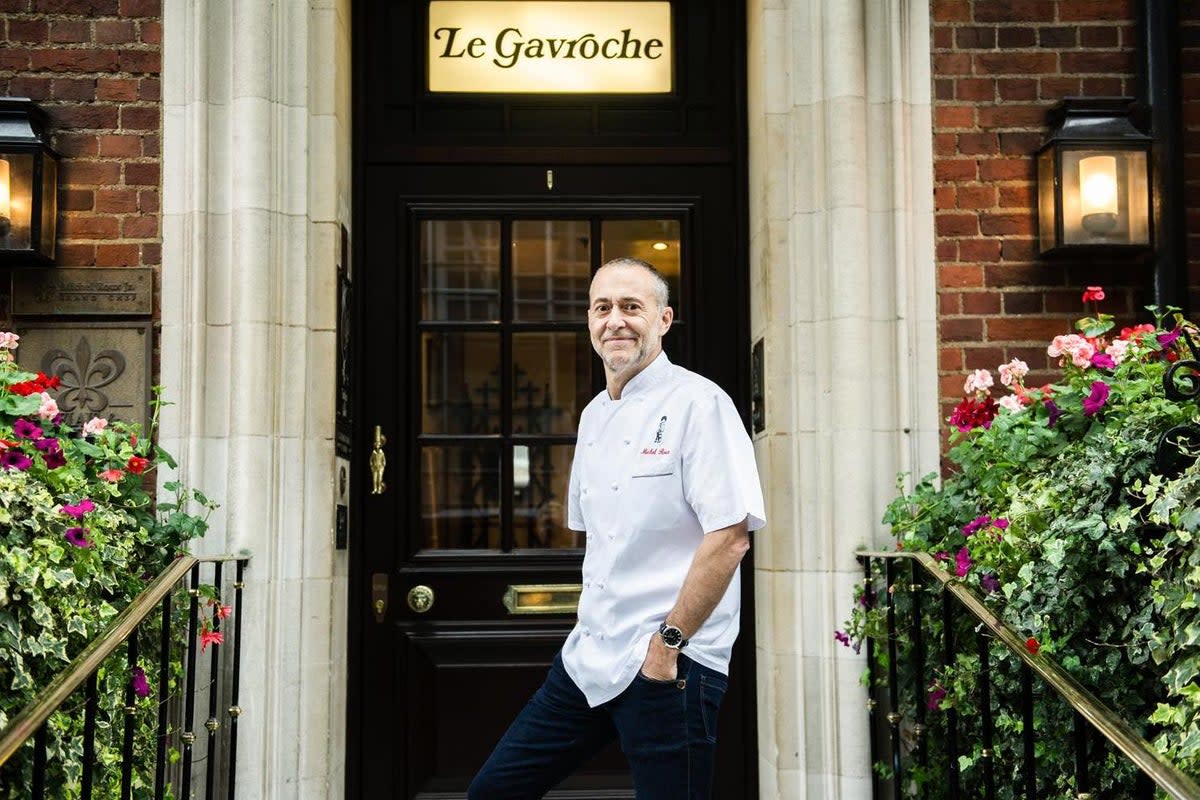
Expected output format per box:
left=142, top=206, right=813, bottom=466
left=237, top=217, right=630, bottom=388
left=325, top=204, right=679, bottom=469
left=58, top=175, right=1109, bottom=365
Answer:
left=407, top=585, right=434, bottom=613
left=369, top=425, right=387, bottom=495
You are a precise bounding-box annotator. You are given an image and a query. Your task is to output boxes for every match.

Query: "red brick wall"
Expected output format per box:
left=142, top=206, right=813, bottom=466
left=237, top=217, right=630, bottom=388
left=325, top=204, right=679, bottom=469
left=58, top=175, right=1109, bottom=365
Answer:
left=1186, top=8, right=1200, bottom=312
left=0, top=0, right=161, bottom=315
left=930, top=0, right=1173, bottom=423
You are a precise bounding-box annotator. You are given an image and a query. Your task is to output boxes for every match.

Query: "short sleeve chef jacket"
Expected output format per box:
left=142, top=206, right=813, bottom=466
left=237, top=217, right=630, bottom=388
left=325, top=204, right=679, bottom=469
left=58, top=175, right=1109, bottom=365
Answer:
left=561, top=352, right=766, bottom=708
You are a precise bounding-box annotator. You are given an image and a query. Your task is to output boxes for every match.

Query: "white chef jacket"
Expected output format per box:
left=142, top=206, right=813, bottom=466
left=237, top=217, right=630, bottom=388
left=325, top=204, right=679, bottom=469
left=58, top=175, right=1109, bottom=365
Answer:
left=561, top=352, right=767, bottom=707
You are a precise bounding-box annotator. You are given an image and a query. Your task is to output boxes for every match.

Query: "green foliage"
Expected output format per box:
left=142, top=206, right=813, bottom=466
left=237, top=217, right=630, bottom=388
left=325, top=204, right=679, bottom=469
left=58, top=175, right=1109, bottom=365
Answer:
left=843, top=308, right=1200, bottom=796
left=0, top=338, right=216, bottom=797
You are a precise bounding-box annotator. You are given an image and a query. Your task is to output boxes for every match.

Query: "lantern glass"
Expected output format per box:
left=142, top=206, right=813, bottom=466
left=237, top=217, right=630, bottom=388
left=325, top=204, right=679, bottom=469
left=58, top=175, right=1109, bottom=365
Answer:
left=40, top=153, right=57, bottom=259
left=1037, top=148, right=1056, bottom=254
left=1059, top=147, right=1149, bottom=246
left=0, top=152, right=35, bottom=252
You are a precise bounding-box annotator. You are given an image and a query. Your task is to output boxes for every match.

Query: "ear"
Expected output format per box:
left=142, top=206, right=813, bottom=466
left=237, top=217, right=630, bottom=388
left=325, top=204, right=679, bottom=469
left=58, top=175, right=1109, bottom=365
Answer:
left=658, top=305, right=674, bottom=335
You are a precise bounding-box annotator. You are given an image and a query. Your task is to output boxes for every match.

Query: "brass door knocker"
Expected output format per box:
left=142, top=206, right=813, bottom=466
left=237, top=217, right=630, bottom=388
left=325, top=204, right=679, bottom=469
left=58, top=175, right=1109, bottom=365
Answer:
left=369, top=425, right=387, bottom=495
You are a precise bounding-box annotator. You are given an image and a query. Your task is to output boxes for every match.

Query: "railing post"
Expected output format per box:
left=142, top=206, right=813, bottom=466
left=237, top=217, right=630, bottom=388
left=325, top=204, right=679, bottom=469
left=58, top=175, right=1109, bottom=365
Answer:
left=861, top=555, right=878, bottom=798
left=941, top=587, right=960, bottom=798
left=1074, top=710, right=1090, bottom=797
left=31, top=724, right=47, bottom=800
left=154, top=592, right=172, bottom=800
left=81, top=670, right=98, bottom=800
left=978, top=632, right=995, bottom=800
left=121, top=634, right=139, bottom=800
left=181, top=563, right=201, bottom=792
left=228, top=559, right=246, bottom=800
left=205, top=562, right=224, bottom=800
left=886, top=558, right=902, bottom=797
left=911, top=560, right=928, bottom=793
left=1022, top=663, right=1036, bottom=799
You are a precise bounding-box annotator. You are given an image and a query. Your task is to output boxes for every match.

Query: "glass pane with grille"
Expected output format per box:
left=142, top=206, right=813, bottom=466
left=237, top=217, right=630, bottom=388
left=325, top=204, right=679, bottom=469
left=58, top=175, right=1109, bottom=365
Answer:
left=420, top=220, right=501, bottom=321
left=421, top=332, right=502, bottom=435
left=512, top=220, right=591, bottom=321
left=420, top=445, right=501, bottom=550
left=512, top=444, right=580, bottom=550
left=511, top=332, right=592, bottom=436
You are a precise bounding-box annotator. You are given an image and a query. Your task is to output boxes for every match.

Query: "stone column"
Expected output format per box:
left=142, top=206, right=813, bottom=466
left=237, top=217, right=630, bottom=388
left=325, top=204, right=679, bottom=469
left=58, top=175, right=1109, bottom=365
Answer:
left=160, top=0, right=351, bottom=794
left=746, top=0, right=938, bottom=796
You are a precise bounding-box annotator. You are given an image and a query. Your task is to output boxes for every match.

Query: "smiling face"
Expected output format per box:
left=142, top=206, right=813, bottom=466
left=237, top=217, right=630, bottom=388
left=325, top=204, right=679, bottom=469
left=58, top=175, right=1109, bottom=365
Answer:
left=587, top=262, right=673, bottom=394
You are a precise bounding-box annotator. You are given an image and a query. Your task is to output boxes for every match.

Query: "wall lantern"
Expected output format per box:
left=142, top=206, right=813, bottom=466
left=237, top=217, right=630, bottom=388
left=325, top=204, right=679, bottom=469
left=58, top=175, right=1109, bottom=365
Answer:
left=0, top=98, right=59, bottom=265
left=1037, top=98, right=1152, bottom=257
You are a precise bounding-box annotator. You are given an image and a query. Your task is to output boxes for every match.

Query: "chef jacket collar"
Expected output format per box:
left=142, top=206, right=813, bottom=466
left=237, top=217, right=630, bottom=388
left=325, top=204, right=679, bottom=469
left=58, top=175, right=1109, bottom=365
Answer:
left=607, top=350, right=671, bottom=402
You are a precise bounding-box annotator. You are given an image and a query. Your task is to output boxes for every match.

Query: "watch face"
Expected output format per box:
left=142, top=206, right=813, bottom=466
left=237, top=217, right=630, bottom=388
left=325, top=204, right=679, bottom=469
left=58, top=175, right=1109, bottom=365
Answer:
left=661, top=626, right=683, bottom=647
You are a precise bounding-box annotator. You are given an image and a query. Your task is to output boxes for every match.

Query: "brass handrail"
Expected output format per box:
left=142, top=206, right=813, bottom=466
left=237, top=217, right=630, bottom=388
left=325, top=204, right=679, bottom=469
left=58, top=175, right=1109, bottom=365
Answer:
left=859, top=550, right=1200, bottom=799
left=0, top=554, right=197, bottom=767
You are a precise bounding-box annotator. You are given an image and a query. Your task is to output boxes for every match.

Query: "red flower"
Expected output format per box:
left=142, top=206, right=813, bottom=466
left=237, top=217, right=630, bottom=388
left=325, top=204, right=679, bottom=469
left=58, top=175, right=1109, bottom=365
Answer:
left=1118, top=323, right=1155, bottom=342
left=200, top=629, right=224, bottom=652
left=1025, top=637, right=1040, bottom=655
left=216, top=604, right=233, bottom=620
left=9, top=381, right=38, bottom=396
left=126, top=455, right=150, bottom=474
left=949, top=396, right=999, bottom=432
left=99, top=468, right=125, bottom=482
left=1081, top=286, right=1105, bottom=303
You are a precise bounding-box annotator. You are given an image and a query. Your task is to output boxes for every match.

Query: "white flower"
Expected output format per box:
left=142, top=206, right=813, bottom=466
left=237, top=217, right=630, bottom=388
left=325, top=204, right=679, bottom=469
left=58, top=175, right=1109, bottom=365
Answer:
left=82, top=417, right=109, bottom=436
left=963, top=369, right=994, bottom=395
left=0, top=332, right=18, bottom=349
left=997, top=394, right=1025, bottom=413
left=998, top=359, right=1029, bottom=387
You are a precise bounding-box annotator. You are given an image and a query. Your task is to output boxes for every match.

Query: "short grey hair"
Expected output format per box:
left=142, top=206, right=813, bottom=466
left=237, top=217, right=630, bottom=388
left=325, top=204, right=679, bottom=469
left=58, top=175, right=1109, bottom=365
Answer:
left=596, top=257, right=670, bottom=309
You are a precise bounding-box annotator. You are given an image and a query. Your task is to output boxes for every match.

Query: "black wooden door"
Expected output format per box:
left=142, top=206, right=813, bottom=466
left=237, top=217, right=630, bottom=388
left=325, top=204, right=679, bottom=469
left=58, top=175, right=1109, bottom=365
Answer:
left=350, top=163, right=755, bottom=799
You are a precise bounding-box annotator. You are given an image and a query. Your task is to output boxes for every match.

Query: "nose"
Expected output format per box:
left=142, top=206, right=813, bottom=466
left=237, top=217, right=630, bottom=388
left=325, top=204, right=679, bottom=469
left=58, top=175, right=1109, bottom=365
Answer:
left=605, top=310, right=627, bottom=330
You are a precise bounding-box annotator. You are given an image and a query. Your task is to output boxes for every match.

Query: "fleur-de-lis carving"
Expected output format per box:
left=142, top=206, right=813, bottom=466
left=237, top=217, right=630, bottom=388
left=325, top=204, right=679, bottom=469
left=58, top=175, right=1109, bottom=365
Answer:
left=42, top=337, right=127, bottom=416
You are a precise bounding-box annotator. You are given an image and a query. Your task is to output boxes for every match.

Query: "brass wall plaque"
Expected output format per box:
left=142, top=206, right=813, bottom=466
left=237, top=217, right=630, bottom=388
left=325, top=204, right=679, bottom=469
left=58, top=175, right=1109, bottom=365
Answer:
left=13, top=268, right=153, bottom=315
left=14, top=322, right=153, bottom=433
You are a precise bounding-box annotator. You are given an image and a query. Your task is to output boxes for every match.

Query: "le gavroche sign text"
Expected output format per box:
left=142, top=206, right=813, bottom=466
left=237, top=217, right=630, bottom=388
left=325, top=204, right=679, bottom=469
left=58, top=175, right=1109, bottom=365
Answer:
left=427, top=2, right=673, bottom=94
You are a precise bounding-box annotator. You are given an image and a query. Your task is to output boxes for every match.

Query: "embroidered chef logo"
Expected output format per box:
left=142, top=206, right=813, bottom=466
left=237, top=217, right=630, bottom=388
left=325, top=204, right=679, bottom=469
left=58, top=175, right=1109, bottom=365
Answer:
left=641, top=416, right=671, bottom=456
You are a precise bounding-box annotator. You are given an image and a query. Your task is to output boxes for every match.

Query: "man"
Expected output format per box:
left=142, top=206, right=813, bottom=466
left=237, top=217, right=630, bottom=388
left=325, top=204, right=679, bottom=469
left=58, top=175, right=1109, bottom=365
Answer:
left=468, top=257, right=766, bottom=800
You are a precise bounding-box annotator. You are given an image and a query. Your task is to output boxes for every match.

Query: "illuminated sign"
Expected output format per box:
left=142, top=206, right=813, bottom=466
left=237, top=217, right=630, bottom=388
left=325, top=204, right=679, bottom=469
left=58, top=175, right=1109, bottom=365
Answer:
left=427, top=2, right=673, bottom=94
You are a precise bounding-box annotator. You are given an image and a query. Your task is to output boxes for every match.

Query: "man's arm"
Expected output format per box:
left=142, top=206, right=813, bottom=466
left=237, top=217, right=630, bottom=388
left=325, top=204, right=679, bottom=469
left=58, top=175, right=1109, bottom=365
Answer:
left=640, top=518, right=751, bottom=680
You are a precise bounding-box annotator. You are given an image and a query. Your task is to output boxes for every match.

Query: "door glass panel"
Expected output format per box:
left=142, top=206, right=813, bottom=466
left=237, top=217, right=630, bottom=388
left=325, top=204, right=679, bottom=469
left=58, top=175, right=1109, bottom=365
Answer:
left=513, top=444, right=580, bottom=550
left=420, top=220, right=501, bottom=321
left=421, top=445, right=501, bottom=549
left=512, top=332, right=592, bottom=435
left=601, top=219, right=682, bottom=317
left=512, top=220, right=591, bottom=321
left=421, top=332, right=501, bottom=435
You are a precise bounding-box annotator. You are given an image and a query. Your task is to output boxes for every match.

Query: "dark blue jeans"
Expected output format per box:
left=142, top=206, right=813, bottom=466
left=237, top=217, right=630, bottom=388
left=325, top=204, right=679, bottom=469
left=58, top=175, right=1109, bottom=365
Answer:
left=468, top=650, right=728, bottom=799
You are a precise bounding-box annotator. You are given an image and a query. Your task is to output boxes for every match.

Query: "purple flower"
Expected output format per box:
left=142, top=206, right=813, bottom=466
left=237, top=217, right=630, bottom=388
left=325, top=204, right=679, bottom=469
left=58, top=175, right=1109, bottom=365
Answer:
left=1083, top=381, right=1111, bottom=416
left=933, top=551, right=949, bottom=562
left=1045, top=398, right=1062, bottom=428
left=33, top=437, right=58, bottom=452
left=130, top=667, right=151, bottom=698
left=927, top=684, right=947, bottom=711
left=61, top=499, right=96, bottom=519
left=992, top=518, right=1009, bottom=530
left=1090, top=352, right=1116, bottom=369
left=0, top=450, right=32, bottom=471
left=1159, top=328, right=1182, bottom=348
left=955, top=547, right=972, bottom=578
left=981, top=573, right=1000, bottom=593
left=64, top=527, right=91, bottom=548
left=834, top=630, right=851, bottom=648
left=13, top=419, right=41, bottom=440
left=962, top=515, right=991, bottom=537
left=42, top=449, right=65, bottom=469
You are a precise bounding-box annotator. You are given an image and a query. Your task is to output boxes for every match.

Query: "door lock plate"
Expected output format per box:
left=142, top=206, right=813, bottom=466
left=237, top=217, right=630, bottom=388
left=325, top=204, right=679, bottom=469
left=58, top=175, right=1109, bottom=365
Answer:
left=371, top=573, right=388, bottom=622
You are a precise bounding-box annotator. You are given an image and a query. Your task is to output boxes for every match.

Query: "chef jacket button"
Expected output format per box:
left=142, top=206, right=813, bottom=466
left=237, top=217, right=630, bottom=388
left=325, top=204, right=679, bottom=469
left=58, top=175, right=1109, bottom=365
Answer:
left=611, top=483, right=618, bottom=491
left=588, top=441, right=594, bottom=447
left=624, top=439, right=631, bottom=445
left=582, top=487, right=588, bottom=495
left=584, top=629, right=591, bottom=637
left=598, top=633, right=605, bottom=640
left=608, top=533, right=615, bottom=541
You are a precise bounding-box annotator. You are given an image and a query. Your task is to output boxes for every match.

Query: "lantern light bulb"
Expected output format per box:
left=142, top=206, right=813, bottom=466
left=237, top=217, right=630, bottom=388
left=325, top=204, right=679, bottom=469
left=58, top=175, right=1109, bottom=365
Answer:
left=0, top=158, right=10, bottom=237
left=1079, top=155, right=1119, bottom=236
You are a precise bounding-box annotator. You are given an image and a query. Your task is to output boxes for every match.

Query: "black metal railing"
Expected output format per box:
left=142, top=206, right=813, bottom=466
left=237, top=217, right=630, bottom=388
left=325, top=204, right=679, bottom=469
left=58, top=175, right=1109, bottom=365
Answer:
left=0, top=554, right=249, bottom=799
left=858, top=550, right=1200, bottom=799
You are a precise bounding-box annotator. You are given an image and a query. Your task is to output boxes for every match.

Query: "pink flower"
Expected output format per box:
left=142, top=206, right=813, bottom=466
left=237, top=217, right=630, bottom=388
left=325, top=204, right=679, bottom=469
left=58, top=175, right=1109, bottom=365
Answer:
left=61, top=499, right=96, bottom=519
left=963, top=515, right=991, bottom=537
left=997, top=394, right=1024, bottom=413
left=64, top=527, right=92, bottom=548
left=1083, top=381, right=1111, bottom=416
left=963, top=369, right=994, bottom=395
left=200, top=629, right=224, bottom=652
left=1105, top=339, right=1130, bottom=365
left=992, top=518, right=1009, bottom=530
left=1081, top=286, right=1106, bottom=303
left=130, top=667, right=151, bottom=698
left=215, top=604, right=233, bottom=620
left=933, top=551, right=949, bottom=562
left=1159, top=328, right=1182, bottom=348
left=998, top=358, right=1029, bottom=387
left=1048, top=334, right=1095, bottom=368
left=99, top=468, right=125, bottom=482
left=927, top=684, right=948, bottom=710
left=834, top=630, right=851, bottom=648
left=82, top=417, right=108, bottom=436
left=955, top=547, right=972, bottom=577
left=36, top=392, right=59, bottom=421
left=0, top=332, right=19, bottom=349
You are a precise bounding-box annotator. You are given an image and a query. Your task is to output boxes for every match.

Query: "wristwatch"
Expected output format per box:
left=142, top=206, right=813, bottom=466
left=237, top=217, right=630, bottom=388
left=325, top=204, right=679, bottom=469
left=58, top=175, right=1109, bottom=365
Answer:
left=658, top=622, right=689, bottom=650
